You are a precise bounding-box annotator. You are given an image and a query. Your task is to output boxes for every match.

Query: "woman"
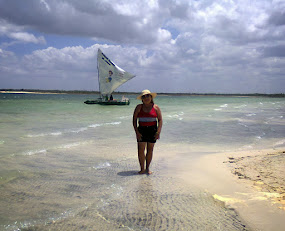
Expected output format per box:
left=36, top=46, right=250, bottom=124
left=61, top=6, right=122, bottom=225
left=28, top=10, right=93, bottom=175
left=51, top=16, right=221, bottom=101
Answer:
left=133, top=90, right=163, bottom=174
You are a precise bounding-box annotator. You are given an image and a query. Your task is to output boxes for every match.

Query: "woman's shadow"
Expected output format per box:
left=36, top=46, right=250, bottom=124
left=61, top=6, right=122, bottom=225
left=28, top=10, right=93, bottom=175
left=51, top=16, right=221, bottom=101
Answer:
left=117, top=170, right=138, bottom=177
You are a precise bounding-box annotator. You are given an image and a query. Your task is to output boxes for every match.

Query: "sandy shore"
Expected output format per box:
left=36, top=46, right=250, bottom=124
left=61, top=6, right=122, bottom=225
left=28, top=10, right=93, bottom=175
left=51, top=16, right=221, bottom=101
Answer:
left=226, top=150, right=285, bottom=211
left=166, top=148, right=285, bottom=231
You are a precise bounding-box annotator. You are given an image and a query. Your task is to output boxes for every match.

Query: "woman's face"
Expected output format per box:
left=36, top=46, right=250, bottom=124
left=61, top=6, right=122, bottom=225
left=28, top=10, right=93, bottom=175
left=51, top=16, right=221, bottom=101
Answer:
left=142, top=94, right=152, bottom=104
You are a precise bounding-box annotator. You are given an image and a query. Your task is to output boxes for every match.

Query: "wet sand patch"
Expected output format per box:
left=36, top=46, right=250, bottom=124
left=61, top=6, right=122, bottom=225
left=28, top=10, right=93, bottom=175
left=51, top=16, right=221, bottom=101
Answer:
left=0, top=149, right=250, bottom=231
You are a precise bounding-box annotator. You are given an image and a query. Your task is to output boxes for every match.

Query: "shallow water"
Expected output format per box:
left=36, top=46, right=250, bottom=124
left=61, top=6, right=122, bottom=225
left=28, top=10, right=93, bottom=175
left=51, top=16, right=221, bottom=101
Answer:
left=0, top=93, right=284, bottom=230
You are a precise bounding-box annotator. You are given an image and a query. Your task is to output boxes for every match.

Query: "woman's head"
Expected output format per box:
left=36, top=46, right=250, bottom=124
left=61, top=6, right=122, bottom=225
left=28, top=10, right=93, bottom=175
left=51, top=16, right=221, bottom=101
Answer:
left=137, top=90, right=157, bottom=104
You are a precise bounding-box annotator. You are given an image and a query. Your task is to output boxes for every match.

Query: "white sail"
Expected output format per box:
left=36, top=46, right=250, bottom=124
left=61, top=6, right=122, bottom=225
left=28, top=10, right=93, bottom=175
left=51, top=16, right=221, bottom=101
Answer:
left=97, top=49, right=135, bottom=95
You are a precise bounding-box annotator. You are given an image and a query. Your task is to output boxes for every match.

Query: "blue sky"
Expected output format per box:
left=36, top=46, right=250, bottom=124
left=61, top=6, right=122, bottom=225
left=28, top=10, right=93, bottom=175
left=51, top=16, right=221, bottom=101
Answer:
left=0, top=0, right=285, bottom=93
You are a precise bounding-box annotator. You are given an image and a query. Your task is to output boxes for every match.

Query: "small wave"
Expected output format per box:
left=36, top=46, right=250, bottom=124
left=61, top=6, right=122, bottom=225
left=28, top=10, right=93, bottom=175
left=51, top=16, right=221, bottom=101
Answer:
left=70, top=127, right=88, bottom=133
left=57, top=142, right=87, bottom=149
left=220, top=104, right=228, bottom=108
left=88, top=124, right=101, bottom=128
left=234, top=104, right=247, bottom=109
left=106, top=121, right=121, bottom=126
left=17, top=142, right=87, bottom=157
left=23, top=149, right=47, bottom=156
left=274, top=139, right=285, bottom=147
left=50, top=132, right=63, bottom=136
left=167, top=115, right=176, bottom=118
left=26, top=132, right=62, bottom=138
left=214, top=108, right=222, bottom=111
left=167, top=112, right=184, bottom=121
left=119, top=115, right=131, bottom=119
left=26, top=134, right=44, bottom=138
left=255, top=132, right=266, bottom=141
left=26, top=121, right=122, bottom=138
left=0, top=140, right=4, bottom=145
left=89, top=121, right=121, bottom=128
left=264, top=117, right=275, bottom=124
left=246, top=113, right=256, bottom=117
left=238, top=123, right=248, bottom=128
left=236, top=118, right=249, bottom=128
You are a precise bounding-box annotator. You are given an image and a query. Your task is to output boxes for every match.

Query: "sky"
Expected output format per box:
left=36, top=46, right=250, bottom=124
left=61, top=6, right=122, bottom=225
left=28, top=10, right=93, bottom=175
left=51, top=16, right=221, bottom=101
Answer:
left=0, top=0, right=285, bottom=94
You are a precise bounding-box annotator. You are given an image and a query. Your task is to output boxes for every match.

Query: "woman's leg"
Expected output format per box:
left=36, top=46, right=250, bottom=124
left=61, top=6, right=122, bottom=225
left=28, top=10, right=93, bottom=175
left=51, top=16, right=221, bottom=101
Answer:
left=138, top=142, right=146, bottom=174
left=146, top=142, right=155, bottom=174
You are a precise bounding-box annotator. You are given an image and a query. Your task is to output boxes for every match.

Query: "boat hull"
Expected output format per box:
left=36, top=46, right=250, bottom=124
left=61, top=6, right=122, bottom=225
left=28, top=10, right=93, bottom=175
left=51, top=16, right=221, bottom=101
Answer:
left=84, top=100, right=130, bottom=105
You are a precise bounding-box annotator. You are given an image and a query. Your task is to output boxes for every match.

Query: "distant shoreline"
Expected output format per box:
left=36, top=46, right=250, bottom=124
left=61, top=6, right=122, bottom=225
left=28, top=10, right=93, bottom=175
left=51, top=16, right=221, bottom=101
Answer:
left=1, top=89, right=284, bottom=97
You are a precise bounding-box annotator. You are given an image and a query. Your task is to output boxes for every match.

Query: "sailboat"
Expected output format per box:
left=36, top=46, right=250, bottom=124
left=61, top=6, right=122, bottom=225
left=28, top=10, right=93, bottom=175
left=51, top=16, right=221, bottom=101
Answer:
left=84, top=49, right=135, bottom=105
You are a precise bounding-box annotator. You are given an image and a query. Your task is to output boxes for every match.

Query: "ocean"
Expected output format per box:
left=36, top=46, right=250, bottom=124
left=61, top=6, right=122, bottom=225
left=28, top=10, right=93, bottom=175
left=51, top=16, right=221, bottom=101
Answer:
left=0, top=93, right=284, bottom=230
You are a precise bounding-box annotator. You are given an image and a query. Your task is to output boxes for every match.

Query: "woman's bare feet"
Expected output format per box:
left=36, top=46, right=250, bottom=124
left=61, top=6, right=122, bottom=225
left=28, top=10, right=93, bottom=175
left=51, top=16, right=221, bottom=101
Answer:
left=138, top=169, right=153, bottom=174
left=138, top=170, right=146, bottom=174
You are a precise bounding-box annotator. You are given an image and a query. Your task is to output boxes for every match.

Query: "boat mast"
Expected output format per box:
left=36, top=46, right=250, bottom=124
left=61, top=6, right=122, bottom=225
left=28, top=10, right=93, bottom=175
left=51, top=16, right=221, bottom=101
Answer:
left=97, top=49, right=102, bottom=99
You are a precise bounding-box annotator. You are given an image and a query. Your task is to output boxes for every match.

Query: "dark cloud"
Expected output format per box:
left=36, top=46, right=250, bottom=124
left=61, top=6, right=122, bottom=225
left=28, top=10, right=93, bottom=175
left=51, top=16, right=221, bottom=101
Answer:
left=0, top=0, right=164, bottom=44
left=262, top=45, right=285, bottom=57
left=268, top=11, right=285, bottom=26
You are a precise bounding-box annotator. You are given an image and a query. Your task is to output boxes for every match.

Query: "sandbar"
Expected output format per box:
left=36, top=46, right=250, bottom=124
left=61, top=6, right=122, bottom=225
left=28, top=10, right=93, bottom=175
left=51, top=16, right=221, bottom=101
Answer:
left=165, top=148, right=285, bottom=231
left=0, top=91, right=65, bottom=94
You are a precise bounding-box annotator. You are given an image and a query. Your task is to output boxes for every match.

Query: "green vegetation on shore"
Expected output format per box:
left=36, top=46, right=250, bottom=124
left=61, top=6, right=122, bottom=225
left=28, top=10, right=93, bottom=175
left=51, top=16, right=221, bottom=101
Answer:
left=1, top=89, right=284, bottom=97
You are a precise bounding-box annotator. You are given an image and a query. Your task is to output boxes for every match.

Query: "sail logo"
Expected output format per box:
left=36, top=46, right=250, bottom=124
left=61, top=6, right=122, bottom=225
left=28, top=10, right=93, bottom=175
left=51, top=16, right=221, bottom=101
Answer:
left=106, top=70, right=113, bottom=83
left=101, top=53, right=115, bottom=66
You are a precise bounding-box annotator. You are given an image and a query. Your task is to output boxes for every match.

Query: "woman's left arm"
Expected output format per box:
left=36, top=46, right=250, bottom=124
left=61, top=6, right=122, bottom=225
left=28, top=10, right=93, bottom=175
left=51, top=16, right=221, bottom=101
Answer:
left=154, top=105, right=163, bottom=140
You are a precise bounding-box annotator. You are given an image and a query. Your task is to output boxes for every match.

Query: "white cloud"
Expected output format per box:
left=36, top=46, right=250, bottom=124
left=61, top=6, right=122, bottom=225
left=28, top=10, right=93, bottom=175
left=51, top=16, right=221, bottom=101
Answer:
left=9, top=32, right=46, bottom=44
left=40, top=0, right=51, bottom=12
left=0, top=0, right=284, bottom=93
left=0, top=19, right=46, bottom=47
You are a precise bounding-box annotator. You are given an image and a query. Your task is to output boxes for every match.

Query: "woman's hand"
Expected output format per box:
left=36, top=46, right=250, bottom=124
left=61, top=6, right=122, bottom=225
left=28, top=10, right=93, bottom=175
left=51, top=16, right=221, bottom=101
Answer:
left=154, top=132, right=160, bottom=140
left=136, top=132, right=142, bottom=141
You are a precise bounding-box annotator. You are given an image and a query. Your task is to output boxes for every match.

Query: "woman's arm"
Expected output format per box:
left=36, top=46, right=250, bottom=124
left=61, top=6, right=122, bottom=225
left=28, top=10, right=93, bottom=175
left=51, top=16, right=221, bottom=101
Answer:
left=133, top=104, right=142, bottom=140
left=154, top=105, right=163, bottom=140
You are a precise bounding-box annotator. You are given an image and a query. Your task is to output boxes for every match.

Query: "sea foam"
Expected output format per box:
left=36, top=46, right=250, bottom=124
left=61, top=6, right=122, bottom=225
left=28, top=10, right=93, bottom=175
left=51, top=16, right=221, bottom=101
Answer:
left=23, top=149, right=47, bottom=156
left=26, top=121, right=122, bottom=138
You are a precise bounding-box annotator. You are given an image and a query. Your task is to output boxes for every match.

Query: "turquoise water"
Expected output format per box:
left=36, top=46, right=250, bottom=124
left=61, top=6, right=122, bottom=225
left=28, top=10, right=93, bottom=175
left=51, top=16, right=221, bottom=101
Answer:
left=0, top=93, right=284, bottom=230
left=1, top=94, right=284, bottom=158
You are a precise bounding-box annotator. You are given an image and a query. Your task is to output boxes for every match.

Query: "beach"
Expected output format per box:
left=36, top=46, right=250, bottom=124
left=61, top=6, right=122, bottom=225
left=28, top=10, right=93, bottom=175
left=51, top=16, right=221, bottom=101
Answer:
left=0, top=93, right=284, bottom=230
left=167, top=147, right=285, bottom=231
left=227, top=150, right=285, bottom=210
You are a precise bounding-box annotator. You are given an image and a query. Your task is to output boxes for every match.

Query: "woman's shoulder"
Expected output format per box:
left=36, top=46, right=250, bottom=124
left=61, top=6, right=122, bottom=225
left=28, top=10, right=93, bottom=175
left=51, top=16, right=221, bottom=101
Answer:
left=153, top=104, right=160, bottom=110
left=135, top=104, right=143, bottom=110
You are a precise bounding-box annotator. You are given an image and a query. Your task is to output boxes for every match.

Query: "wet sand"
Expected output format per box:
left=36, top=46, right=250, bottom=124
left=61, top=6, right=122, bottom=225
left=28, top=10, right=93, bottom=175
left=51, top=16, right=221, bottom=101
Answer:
left=0, top=144, right=250, bottom=231
left=169, top=148, right=285, bottom=231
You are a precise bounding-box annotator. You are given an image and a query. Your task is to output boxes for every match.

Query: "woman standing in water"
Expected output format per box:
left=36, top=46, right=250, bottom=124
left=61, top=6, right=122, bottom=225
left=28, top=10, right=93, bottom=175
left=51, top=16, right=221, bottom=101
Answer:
left=133, top=90, right=163, bottom=174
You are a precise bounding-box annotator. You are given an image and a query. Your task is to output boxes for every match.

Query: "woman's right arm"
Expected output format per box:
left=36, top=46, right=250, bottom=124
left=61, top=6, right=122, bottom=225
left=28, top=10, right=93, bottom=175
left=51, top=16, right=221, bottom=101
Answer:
left=133, top=104, right=142, bottom=140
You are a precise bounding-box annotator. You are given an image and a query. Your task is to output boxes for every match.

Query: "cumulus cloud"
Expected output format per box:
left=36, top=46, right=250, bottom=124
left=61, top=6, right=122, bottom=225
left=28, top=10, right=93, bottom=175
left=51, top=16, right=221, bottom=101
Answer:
left=0, top=0, right=172, bottom=44
left=0, top=0, right=284, bottom=93
left=0, top=19, right=46, bottom=47
left=9, top=32, right=45, bottom=44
